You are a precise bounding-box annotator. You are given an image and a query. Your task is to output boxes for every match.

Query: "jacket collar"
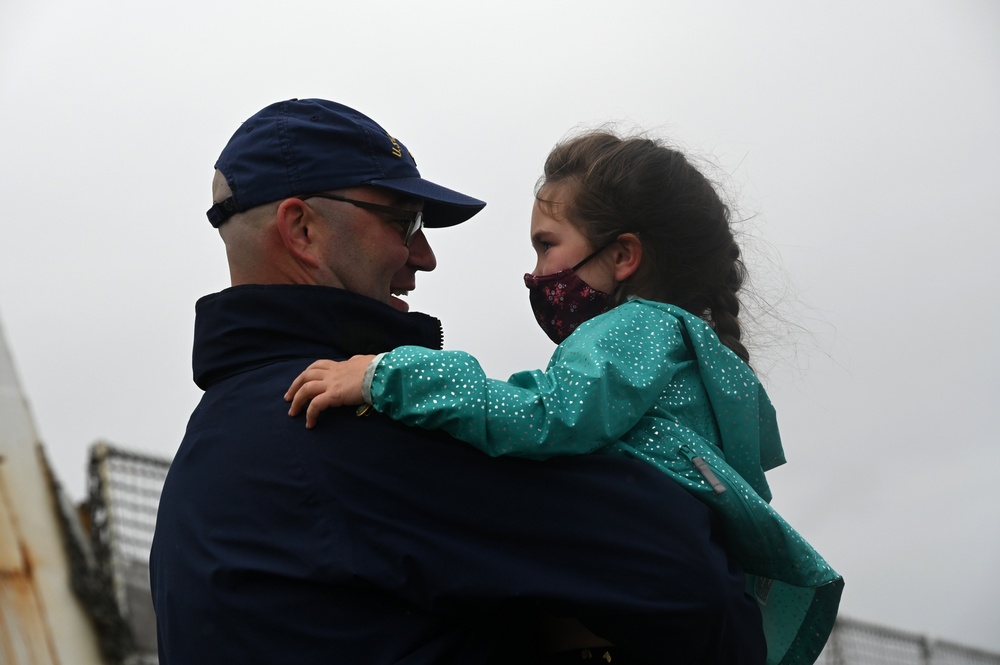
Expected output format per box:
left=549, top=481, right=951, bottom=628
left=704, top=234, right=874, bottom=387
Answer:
left=192, top=284, right=443, bottom=389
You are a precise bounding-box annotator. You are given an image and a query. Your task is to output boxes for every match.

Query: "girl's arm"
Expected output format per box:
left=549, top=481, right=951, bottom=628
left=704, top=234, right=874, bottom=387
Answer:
left=285, top=302, right=690, bottom=458
left=367, top=302, right=690, bottom=458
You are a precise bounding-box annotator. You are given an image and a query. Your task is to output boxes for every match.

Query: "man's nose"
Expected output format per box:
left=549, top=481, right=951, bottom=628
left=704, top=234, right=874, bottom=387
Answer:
left=407, top=230, right=437, bottom=272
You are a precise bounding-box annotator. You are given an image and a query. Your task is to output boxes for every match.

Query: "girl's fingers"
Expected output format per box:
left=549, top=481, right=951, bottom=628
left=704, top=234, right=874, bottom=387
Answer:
left=288, top=381, right=323, bottom=416
left=285, top=371, right=314, bottom=401
left=305, top=395, right=334, bottom=429
left=305, top=400, right=318, bottom=428
left=285, top=361, right=338, bottom=400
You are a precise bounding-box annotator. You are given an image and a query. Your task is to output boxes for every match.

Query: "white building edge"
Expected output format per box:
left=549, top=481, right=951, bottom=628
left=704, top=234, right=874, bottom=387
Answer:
left=0, top=317, right=105, bottom=664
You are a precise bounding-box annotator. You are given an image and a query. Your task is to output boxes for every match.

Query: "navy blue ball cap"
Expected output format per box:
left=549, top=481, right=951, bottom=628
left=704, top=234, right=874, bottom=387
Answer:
left=207, top=99, right=486, bottom=228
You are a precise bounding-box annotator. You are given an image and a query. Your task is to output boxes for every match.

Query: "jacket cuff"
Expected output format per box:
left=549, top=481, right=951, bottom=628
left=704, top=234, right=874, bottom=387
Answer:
left=361, top=353, right=386, bottom=405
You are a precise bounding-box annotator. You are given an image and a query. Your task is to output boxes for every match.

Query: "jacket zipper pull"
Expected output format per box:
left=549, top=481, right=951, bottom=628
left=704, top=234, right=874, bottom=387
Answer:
left=692, top=456, right=727, bottom=495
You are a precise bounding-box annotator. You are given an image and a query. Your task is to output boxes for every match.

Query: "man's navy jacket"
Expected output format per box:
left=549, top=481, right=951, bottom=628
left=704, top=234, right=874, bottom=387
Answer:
left=150, top=285, right=765, bottom=664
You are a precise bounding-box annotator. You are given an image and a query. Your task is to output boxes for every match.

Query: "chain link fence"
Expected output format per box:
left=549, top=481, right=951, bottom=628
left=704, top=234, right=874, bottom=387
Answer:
left=80, top=443, right=999, bottom=665
left=817, top=616, right=1000, bottom=665
left=86, top=442, right=169, bottom=665
left=816, top=617, right=1000, bottom=665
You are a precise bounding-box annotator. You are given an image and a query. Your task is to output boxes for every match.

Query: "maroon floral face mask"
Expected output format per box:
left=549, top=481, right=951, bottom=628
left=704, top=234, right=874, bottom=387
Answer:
left=523, top=245, right=614, bottom=344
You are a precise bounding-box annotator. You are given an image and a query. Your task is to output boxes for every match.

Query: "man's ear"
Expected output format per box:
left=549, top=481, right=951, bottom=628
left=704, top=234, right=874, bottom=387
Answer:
left=275, top=198, right=322, bottom=269
left=613, top=233, right=643, bottom=282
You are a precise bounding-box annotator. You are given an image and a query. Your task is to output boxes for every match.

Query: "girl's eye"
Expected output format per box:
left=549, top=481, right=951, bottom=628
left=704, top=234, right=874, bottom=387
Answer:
left=532, top=235, right=554, bottom=252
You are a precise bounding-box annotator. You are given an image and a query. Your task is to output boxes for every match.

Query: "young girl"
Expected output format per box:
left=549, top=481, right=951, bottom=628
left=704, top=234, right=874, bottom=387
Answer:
left=286, top=131, right=843, bottom=664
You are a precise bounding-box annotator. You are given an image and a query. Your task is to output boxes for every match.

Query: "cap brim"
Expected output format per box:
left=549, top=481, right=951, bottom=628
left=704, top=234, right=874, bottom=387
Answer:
left=369, top=177, right=486, bottom=228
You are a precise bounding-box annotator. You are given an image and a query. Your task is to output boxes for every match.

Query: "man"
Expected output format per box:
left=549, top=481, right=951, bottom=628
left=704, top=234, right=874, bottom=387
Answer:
left=150, top=98, right=765, bottom=664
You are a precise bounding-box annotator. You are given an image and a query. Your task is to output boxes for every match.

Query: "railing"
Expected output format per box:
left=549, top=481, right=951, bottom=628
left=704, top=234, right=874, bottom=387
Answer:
left=86, top=442, right=168, bottom=665
left=817, top=616, right=1000, bottom=665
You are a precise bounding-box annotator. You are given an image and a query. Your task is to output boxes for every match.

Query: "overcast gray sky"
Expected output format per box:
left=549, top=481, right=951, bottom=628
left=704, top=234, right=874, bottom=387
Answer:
left=2, top=0, right=998, bottom=653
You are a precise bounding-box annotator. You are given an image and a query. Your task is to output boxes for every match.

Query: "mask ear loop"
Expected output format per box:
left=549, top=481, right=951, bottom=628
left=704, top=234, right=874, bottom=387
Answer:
left=574, top=236, right=636, bottom=304
left=571, top=239, right=618, bottom=272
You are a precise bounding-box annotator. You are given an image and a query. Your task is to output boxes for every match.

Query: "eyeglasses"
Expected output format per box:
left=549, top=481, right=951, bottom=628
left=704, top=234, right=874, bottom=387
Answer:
left=302, top=193, right=423, bottom=246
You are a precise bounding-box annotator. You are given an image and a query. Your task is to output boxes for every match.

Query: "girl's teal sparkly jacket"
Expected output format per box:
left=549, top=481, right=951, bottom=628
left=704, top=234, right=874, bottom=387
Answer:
left=364, top=298, right=844, bottom=665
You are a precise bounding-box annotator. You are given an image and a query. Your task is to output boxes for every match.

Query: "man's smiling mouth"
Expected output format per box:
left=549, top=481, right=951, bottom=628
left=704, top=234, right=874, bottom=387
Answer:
left=389, top=289, right=410, bottom=312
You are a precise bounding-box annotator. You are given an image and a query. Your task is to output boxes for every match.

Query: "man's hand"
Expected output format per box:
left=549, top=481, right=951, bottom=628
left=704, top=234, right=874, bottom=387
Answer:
left=285, top=355, right=376, bottom=428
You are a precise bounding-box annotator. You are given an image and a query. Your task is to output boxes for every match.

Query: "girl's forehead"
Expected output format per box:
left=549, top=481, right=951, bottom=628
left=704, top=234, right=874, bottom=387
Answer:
left=533, top=185, right=576, bottom=224
left=531, top=198, right=565, bottom=228
left=536, top=181, right=575, bottom=205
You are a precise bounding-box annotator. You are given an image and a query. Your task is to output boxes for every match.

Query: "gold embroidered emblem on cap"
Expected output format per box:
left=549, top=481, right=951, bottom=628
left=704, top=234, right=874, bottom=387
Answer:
left=387, top=133, right=403, bottom=157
